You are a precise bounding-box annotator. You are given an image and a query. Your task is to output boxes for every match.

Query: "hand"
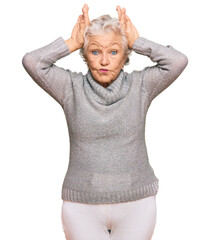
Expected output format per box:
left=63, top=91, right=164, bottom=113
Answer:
left=116, top=6, right=140, bottom=48
left=66, top=4, right=90, bottom=52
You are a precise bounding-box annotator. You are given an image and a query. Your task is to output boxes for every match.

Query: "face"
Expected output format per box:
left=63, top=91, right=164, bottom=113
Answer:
left=85, top=33, right=127, bottom=88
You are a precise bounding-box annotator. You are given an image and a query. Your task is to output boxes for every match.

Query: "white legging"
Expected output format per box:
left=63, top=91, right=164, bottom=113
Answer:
left=61, top=195, right=157, bottom=240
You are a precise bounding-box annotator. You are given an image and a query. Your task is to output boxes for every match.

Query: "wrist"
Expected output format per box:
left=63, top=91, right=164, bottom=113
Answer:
left=65, top=38, right=80, bottom=53
left=130, top=36, right=140, bottom=48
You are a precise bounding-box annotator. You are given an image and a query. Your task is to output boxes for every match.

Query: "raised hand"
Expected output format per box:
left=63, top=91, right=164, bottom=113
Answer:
left=66, top=4, right=90, bottom=52
left=116, top=6, right=140, bottom=48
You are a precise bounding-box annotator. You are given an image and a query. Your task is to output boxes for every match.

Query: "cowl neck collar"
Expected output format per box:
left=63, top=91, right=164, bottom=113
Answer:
left=84, top=69, right=130, bottom=105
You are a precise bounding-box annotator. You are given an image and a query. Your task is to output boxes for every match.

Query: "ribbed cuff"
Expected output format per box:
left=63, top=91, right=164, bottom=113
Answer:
left=50, top=37, right=71, bottom=60
left=132, top=37, right=153, bottom=56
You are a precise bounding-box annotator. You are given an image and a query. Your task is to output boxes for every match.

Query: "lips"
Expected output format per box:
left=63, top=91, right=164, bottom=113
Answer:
left=100, top=69, right=109, bottom=73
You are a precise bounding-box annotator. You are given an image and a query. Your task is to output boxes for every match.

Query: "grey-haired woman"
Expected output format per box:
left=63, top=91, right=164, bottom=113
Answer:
left=22, top=4, right=188, bottom=240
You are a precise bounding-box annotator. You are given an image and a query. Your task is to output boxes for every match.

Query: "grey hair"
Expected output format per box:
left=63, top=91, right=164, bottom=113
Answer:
left=79, top=15, right=132, bottom=66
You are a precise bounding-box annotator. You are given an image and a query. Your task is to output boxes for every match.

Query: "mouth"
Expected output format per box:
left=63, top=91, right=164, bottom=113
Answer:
left=100, top=69, right=109, bottom=73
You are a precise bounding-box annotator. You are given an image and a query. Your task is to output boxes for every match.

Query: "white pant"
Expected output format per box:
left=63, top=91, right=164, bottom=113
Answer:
left=61, top=195, right=157, bottom=240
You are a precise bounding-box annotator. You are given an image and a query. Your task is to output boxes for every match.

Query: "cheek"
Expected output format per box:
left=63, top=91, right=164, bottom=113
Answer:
left=85, top=54, right=94, bottom=66
left=87, top=56, right=99, bottom=66
left=111, top=56, right=126, bottom=68
left=87, top=59, right=97, bottom=69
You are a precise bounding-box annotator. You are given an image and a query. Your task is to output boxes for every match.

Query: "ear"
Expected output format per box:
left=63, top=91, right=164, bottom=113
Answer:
left=83, top=55, right=89, bottom=67
left=122, top=54, right=128, bottom=67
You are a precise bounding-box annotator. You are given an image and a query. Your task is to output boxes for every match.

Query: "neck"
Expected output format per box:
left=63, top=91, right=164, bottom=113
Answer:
left=98, top=81, right=111, bottom=88
left=85, top=69, right=129, bottom=105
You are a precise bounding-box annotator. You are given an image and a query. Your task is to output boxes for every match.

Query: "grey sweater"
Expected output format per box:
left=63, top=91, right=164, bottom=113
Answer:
left=22, top=36, right=188, bottom=204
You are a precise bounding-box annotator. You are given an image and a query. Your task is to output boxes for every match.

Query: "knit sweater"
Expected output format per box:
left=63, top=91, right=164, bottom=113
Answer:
left=22, top=36, right=188, bottom=204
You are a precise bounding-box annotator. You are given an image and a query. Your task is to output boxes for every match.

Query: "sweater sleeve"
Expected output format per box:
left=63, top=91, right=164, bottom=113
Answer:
left=132, top=37, right=188, bottom=103
left=22, top=37, right=73, bottom=107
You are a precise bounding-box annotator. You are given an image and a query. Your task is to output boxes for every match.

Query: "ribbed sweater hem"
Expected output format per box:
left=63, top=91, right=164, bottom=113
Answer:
left=61, top=180, right=159, bottom=204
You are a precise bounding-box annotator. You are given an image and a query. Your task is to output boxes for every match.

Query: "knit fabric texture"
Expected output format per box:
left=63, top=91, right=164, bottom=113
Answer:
left=22, top=36, right=188, bottom=204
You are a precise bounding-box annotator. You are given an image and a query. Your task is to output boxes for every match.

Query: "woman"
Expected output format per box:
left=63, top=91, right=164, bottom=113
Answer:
left=22, top=4, right=188, bottom=240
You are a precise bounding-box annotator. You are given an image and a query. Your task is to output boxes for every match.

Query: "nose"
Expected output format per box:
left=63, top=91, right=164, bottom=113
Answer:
left=100, top=53, right=109, bottom=66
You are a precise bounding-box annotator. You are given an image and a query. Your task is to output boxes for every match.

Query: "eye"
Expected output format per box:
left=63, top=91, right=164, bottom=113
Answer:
left=92, top=50, right=99, bottom=55
left=111, top=50, right=117, bottom=55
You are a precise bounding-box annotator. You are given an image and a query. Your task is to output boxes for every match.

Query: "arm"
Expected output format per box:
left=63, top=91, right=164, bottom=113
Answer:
left=132, top=37, right=188, bottom=102
left=22, top=4, right=90, bottom=107
left=117, top=6, right=188, bottom=103
left=22, top=37, right=72, bottom=106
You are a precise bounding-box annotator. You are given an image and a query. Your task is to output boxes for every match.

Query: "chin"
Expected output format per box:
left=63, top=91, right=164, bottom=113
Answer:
left=95, top=75, right=114, bottom=85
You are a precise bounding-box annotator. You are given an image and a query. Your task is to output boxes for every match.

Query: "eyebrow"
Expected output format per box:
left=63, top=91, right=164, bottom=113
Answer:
left=89, top=42, right=120, bottom=48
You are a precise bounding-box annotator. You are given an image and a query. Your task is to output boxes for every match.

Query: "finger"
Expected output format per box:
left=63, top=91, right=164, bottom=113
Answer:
left=79, top=14, right=87, bottom=32
left=125, top=15, right=132, bottom=29
left=122, top=7, right=126, bottom=20
left=121, top=8, right=126, bottom=22
left=126, top=15, right=139, bottom=35
left=121, top=7, right=126, bottom=26
left=80, top=14, right=85, bottom=26
left=84, top=3, right=89, bottom=9
left=82, top=4, right=90, bottom=26
left=122, top=7, right=126, bottom=14
left=77, top=15, right=81, bottom=22
left=76, top=15, right=81, bottom=28
left=84, top=4, right=90, bottom=25
left=116, top=5, right=122, bottom=21
left=71, top=15, right=80, bottom=37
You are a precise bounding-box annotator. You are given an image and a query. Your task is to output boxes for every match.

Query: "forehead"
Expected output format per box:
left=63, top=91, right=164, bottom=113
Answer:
left=88, top=33, right=123, bottom=48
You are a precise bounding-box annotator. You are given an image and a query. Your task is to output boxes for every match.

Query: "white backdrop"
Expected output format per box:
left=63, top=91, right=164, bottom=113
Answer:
left=1, top=0, right=209, bottom=239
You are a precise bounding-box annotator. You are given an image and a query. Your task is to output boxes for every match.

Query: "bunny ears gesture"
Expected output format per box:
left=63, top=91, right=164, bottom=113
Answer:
left=68, top=4, right=139, bottom=52
left=116, top=5, right=140, bottom=48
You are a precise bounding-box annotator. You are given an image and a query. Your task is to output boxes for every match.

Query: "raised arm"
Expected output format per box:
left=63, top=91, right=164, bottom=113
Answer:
left=22, top=37, right=72, bottom=107
left=131, top=37, right=188, bottom=102
left=22, top=4, right=90, bottom=107
left=117, top=6, right=188, bottom=103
